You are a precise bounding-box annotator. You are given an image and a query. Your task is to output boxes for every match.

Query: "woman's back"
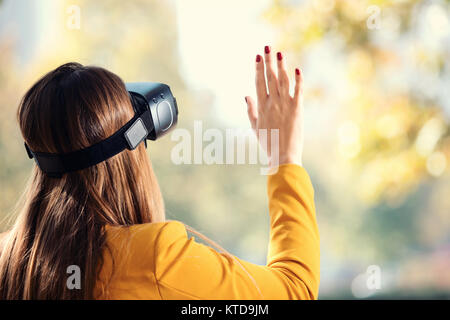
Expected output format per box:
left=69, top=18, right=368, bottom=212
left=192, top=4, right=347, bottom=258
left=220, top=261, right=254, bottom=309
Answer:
left=95, top=164, right=319, bottom=300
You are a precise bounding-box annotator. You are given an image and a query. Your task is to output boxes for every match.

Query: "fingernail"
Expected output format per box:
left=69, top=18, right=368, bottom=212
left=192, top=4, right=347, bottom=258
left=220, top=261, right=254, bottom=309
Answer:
left=295, top=68, right=300, bottom=75
left=256, top=55, right=261, bottom=63
left=264, top=45, right=270, bottom=54
left=277, top=52, right=283, bottom=61
left=245, top=97, right=248, bottom=103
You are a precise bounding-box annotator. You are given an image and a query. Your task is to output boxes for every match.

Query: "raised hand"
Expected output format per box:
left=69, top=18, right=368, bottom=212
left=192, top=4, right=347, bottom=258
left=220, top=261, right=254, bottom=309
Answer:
left=245, top=46, right=304, bottom=167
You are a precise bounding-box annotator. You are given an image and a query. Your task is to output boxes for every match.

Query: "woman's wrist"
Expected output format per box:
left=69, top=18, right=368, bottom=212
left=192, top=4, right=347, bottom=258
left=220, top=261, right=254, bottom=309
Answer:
left=269, top=154, right=303, bottom=168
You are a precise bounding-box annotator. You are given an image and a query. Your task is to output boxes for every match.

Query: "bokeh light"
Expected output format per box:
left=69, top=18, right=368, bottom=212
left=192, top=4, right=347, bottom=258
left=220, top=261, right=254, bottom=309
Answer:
left=0, top=0, right=449, bottom=299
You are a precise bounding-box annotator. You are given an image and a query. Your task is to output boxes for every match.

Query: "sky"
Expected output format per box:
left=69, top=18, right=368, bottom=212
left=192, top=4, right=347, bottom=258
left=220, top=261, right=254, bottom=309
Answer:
left=174, top=0, right=275, bottom=127
left=0, top=0, right=275, bottom=127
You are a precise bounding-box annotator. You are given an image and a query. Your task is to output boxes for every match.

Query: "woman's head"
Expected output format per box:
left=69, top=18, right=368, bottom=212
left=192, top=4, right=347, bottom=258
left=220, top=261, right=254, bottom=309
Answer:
left=0, top=62, right=165, bottom=299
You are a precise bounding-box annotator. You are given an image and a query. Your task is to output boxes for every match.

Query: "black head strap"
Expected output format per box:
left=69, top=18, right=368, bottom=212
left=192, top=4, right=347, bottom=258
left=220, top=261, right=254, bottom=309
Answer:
left=25, top=108, right=153, bottom=178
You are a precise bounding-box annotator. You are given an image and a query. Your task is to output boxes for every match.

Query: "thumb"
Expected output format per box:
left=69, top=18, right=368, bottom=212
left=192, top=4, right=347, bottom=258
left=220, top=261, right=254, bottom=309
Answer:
left=245, top=96, right=257, bottom=131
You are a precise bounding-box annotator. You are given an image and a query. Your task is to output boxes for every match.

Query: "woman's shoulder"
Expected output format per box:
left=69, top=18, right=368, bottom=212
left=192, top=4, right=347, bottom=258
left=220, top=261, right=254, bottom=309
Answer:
left=96, top=221, right=189, bottom=298
left=104, top=220, right=188, bottom=255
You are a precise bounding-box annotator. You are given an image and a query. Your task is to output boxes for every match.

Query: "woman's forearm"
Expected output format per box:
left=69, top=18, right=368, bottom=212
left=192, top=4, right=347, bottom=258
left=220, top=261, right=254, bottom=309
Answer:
left=266, top=164, right=320, bottom=298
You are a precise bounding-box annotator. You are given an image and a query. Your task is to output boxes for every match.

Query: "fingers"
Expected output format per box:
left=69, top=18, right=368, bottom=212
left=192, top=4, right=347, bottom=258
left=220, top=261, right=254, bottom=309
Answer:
left=293, top=68, right=303, bottom=106
left=276, top=52, right=290, bottom=100
left=255, top=54, right=267, bottom=105
left=255, top=47, right=302, bottom=107
left=245, top=96, right=258, bottom=131
left=264, top=46, right=279, bottom=97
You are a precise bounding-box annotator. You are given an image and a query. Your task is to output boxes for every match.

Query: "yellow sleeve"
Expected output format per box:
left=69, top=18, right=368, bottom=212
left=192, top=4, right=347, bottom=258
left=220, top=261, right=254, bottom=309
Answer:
left=154, top=164, right=320, bottom=300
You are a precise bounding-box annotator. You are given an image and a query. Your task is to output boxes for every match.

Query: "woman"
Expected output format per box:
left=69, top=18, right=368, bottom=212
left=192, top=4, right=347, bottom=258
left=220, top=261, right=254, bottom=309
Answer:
left=0, top=46, right=320, bottom=299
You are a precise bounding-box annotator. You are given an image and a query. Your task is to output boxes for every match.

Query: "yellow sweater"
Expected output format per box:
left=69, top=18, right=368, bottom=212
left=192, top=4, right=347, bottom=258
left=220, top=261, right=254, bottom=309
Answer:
left=94, top=164, right=320, bottom=299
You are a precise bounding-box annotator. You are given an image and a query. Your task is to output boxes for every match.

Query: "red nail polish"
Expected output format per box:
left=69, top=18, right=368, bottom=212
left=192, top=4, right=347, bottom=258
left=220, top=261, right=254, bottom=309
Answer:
left=256, top=55, right=261, bottom=63
left=295, top=68, right=300, bottom=75
left=264, top=46, right=270, bottom=54
left=245, top=97, right=248, bottom=103
left=277, top=52, right=283, bottom=60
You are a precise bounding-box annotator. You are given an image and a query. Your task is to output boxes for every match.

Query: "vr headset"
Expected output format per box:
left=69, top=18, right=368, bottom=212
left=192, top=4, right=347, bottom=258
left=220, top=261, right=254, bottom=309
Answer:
left=24, top=82, right=178, bottom=178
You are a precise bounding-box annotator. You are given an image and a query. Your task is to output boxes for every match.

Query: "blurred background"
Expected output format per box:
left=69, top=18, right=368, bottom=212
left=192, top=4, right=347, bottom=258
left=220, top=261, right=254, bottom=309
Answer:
left=0, top=0, right=449, bottom=299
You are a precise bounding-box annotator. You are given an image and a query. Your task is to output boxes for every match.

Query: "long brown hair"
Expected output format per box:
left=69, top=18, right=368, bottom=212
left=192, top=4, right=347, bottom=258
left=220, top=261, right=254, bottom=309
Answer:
left=0, top=62, right=165, bottom=299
